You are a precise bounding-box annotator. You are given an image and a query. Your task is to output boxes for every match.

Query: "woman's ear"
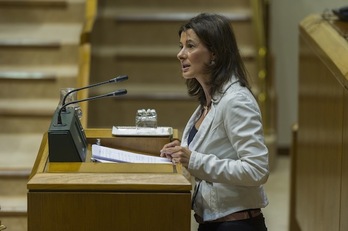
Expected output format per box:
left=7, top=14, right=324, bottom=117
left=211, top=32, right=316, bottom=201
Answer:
left=209, top=53, right=216, bottom=66
left=211, top=52, right=216, bottom=61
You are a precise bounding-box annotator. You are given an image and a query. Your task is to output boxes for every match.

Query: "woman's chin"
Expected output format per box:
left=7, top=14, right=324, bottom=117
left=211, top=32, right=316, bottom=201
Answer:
left=182, top=73, right=194, bottom=79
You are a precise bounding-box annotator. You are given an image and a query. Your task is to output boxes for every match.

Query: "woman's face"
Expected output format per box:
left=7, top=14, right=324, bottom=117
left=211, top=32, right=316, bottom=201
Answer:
left=177, top=29, right=213, bottom=81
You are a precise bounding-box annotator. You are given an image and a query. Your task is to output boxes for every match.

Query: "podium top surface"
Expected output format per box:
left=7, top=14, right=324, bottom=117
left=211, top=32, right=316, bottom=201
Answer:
left=27, top=128, right=192, bottom=192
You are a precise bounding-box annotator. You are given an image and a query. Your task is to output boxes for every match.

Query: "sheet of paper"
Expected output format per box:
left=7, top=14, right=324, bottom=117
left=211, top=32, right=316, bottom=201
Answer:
left=91, top=145, right=171, bottom=164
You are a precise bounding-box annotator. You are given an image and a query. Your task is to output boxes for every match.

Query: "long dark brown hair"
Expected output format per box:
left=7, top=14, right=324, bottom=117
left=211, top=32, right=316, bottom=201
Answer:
left=178, top=13, right=250, bottom=106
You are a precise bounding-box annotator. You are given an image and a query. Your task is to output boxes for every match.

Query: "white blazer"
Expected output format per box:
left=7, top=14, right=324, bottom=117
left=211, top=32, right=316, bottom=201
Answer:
left=182, top=75, right=269, bottom=222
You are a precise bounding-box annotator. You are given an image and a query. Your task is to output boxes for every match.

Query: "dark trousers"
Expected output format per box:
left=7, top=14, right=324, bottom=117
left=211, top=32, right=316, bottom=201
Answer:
left=198, top=214, right=267, bottom=231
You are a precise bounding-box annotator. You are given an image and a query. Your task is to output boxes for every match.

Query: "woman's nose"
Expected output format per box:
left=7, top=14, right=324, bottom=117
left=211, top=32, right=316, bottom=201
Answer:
left=177, top=48, right=185, bottom=60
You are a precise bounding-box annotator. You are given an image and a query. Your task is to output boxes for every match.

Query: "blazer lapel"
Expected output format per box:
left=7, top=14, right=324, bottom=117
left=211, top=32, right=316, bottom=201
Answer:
left=183, top=75, right=239, bottom=150
left=188, top=104, right=215, bottom=151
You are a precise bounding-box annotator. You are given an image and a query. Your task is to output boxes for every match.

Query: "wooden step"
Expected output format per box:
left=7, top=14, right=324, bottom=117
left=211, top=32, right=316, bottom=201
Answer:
left=0, top=99, right=57, bottom=116
left=0, top=23, right=82, bottom=44
left=0, top=133, right=43, bottom=168
left=98, top=0, right=250, bottom=8
left=0, top=143, right=35, bottom=231
left=0, top=0, right=86, bottom=23
left=0, top=195, right=27, bottom=231
left=88, top=85, right=197, bottom=134
left=90, top=45, right=257, bottom=85
left=0, top=65, right=78, bottom=99
left=91, top=8, right=254, bottom=48
left=92, top=44, right=256, bottom=58
left=90, top=48, right=182, bottom=86
left=0, top=101, right=56, bottom=133
left=88, top=0, right=270, bottom=138
left=0, top=169, right=30, bottom=196
left=0, top=44, right=80, bottom=66
left=0, top=170, right=29, bottom=230
left=0, top=195, right=27, bottom=217
left=91, top=83, right=189, bottom=100
left=0, top=23, right=82, bottom=66
left=104, top=7, right=251, bottom=21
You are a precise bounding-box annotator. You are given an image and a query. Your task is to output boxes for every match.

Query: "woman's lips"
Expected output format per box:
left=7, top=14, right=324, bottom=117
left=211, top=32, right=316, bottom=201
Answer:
left=182, top=64, right=190, bottom=72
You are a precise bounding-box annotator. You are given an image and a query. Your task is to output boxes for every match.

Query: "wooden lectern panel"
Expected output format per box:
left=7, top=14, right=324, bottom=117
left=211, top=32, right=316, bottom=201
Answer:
left=28, top=192, right=191, bottom=231
left=27, top=128, right=192, bottom=231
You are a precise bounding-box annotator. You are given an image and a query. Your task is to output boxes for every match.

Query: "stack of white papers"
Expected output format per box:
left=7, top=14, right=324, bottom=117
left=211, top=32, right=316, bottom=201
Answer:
left=91, top=145, right=171, bottom=164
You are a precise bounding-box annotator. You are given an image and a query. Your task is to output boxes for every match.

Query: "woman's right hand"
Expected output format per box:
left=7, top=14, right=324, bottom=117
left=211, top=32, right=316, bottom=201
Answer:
left=160, top=139, right=181, bottom=159
left=160, top=139, right=192, bottom=168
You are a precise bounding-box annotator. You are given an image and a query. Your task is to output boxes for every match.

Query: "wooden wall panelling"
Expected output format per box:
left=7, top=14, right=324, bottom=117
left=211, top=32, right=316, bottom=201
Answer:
left=297, top=34, right=343, bottom=231
left=341, top=90, right=348, bottom=231
left=295, top=14, right=348, bottom=231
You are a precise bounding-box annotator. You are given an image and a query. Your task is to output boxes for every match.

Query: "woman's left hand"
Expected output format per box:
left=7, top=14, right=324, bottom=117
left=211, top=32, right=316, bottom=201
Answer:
left=160, top=145, right=192, bottom=168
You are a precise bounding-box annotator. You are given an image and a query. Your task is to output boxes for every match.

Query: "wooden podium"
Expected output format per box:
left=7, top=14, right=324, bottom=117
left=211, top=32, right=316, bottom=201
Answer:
left=27, top=129, right=192, bottom=231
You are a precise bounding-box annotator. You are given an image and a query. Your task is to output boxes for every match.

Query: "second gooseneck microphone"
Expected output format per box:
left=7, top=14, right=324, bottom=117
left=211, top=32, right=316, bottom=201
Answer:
left=57, top=89, right=127, bottom=125
left=61, top=75, right=128, bottom=111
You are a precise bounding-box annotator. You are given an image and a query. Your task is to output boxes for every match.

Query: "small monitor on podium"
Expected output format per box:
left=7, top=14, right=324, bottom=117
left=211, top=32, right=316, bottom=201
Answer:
left=48, top=107, right=87, bottom=162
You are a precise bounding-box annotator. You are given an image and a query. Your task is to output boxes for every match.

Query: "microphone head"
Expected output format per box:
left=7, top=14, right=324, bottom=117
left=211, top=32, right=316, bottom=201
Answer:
left=113, top=89, right=127, bottom=96
left=105, top=89, right=127, bottom=97
left=110, top=75, right=128, bottom=83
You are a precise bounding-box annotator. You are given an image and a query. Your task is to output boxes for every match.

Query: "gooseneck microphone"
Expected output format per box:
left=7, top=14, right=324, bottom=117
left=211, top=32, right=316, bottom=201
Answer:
left=61, top=75, right=128, bottom=111
left=57, top=89, right=127, bottom=125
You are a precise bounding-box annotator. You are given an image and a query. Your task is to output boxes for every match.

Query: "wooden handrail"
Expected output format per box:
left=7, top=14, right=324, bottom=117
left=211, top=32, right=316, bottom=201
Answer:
left=250, top=0, right=271, bottom=132
left=80, top=0, right=98, bottom=44
left=78, top=0, right=98, bottom=127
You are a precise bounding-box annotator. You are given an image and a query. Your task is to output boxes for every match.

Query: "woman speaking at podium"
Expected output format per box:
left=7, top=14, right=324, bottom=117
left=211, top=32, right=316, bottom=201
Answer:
left=160, top=13, right=269, bottom=231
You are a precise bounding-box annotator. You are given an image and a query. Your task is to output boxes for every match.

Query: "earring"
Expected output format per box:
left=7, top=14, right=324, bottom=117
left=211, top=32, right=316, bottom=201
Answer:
left=210, top=60, right=215, bottom=65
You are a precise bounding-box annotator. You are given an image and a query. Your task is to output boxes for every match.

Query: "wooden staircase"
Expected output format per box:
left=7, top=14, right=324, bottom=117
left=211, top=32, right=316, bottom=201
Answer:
left=0, top=0, right=276, bottom=229
left=88, top=0, right=277, bottom=167
left=0, top=0, right=95, bottom=230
